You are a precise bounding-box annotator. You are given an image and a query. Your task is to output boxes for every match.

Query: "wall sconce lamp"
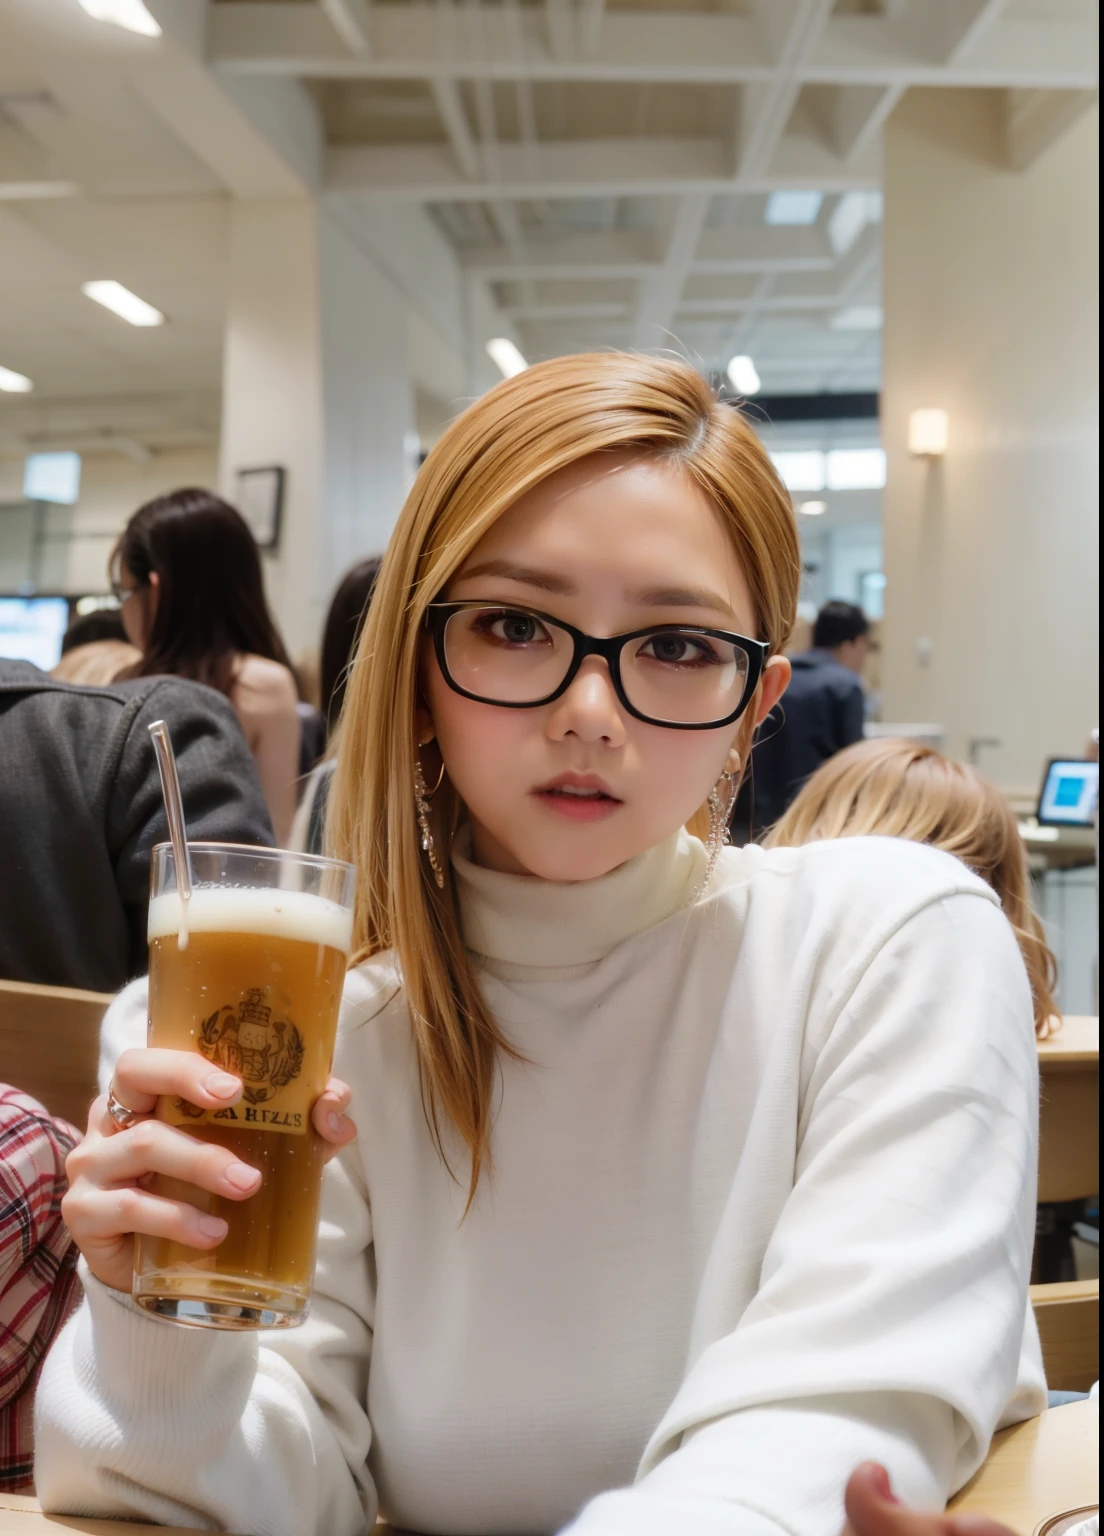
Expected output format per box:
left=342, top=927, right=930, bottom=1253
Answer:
left=908, top=409, right=949, bottom=457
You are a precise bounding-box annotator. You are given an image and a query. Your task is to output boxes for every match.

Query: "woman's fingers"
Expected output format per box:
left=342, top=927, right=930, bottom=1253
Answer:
left=64, top=1183, right=230, bottom=1248
left=313, top=1074, right=357, bottom=1160
left=106, top=1047, right=243, bottom=1120
left=71, top=1118, right=261, bottom=1201
left=842, top=1465, right=1016, bottom=1536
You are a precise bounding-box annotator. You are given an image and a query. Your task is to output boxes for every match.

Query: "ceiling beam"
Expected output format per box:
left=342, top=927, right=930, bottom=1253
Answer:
left=461, top=224, right=837, bottom=280
left=737, top=0, right=835, bottom=179
left=130, top=9, right=324, bottom=197
left=942, top=0, right=1008, bottom=64
left=1004, top=87, right=1098, bottom=172
left=430, top=78, right=479, bottom=178
left=320, top=0, right=372, bottom=55
left=829, top=83, right=907, bottom=163
left=209, top=5, right=1097, bottom=88
left=326, top=133, right=881, bottom=200
left=545, top=0, right=575, bottom=61
left=632, top=191, right=710, bottom=349
left=578, top=0, right=607, bottom=58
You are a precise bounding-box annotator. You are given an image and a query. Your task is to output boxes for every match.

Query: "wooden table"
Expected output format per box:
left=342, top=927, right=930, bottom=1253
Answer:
left=1037, top=1017, right=1099, bottom=1206
left=948, top=1399, right=1098, bottom=1536
left=2, top=1404, right=1097, bottom=1536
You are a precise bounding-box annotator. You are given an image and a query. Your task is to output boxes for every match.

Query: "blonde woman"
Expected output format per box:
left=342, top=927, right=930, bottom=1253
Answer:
left=39, top=356, right=1045, bottom=1536
left=765, top=737, right=1059, bottom=1038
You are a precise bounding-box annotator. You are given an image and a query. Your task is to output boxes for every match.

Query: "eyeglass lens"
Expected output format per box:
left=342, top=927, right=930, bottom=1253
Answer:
left=443, top=606, right=750, bottom=725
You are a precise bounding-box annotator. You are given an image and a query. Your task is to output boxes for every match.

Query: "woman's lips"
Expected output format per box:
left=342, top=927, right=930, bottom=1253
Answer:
left=532, top=784, right=623, bottom=822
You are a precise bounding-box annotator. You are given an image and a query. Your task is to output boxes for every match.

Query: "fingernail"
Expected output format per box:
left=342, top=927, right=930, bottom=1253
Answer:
left=860, top=1464, right=898, bottom=1504
left=327, top=1112, right=348, bottom=1138
left=224, top=1162, right=261, bottom=1192
left=198, top=1215, right=228, bottom=1239
left=206, top=1072, right=240, bottom=1099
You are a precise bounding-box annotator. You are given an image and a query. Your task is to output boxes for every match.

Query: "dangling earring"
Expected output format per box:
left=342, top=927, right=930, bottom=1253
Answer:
left=414, top=752, right=446, bottom=889
left=695, top=766, right=738, bottom=901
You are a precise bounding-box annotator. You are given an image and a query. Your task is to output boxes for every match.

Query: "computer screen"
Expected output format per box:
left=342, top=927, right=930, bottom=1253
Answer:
left=1036, top=759, right=1099, bottom=828
left=0, top=596, right=72, bottom=671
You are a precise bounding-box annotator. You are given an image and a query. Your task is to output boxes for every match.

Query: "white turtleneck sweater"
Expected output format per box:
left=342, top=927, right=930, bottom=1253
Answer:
left=35, top=833, right=1046, bottom=1536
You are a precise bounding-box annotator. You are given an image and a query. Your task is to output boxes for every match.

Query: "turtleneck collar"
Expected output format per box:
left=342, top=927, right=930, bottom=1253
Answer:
left=452, top=826, right=706, bottom=973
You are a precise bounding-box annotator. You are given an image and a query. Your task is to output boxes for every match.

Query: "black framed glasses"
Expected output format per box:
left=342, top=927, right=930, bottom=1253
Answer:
left=427, top=601, right=767, bottom=730
left=110, top=579, right=143, bottom=606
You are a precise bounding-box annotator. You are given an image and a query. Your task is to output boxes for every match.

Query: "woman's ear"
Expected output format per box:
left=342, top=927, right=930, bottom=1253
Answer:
left=755, top=655, right=790, bottom=726
left=414, top=702, right=435, bottom=748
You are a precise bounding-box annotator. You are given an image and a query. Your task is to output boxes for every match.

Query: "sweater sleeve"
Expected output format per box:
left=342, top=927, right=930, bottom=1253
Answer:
left=34, top=987, right=377, bottom=1535
left=564, top=891, right=1045, bottom=1536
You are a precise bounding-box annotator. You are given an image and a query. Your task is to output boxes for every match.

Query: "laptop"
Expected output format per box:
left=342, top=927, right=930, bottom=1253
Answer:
left=1035, top=758, right=1099, bottom=828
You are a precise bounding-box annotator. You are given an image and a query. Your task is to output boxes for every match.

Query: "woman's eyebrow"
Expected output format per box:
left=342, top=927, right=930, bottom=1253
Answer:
left=631, top=584, right=736, bottom=615
left=455, top=559, right=577, bottom=595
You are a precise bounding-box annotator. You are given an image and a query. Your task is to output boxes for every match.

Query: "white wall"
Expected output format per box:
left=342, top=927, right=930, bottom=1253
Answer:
left=218, top=200, right=327, bottom=657
left=0, top=445, right=218, bottom=594
left=881, top=92, right=1099, bottom=794
left=318, top=213, right=415, bottom=586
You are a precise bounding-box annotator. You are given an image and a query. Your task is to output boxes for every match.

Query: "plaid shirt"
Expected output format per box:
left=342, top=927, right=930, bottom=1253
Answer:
left=0, top=1086, right=82, bottom=1492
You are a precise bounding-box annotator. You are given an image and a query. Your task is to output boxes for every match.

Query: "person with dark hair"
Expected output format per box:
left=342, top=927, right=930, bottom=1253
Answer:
left=319, top=556, right=383, bottom=740
left=59, top=608, right=128, bottom=655
left=737, top=599, right=871, bottom=835
left=290, top=555, right=383, bottom=856
left=111, top=488, right=301, bottom=842
left=811, top=599, right=872, bottom=668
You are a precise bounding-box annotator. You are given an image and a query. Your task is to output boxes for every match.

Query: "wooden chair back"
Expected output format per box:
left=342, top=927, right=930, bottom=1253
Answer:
left=1037, top=1016, right=1098, bottom=1205
left=1031, top=1279, right=1100, bottom=1394
left=0, top=978, right=112, bottom=1131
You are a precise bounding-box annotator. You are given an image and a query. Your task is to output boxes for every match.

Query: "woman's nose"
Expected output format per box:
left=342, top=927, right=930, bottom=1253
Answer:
left=545, top=658, right=627, bottom=745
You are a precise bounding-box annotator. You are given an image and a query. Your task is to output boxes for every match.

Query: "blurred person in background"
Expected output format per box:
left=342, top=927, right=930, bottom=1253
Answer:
left=291, top=555, right=383, bottom=856
left=111, top=488, right=301, bottom=844
left=0, top=659, right=274, bottom=993
left=735, top=599, right=870, bottom=837
left=319, top=556, right=383, bottom=741
left=766, top=736, right=1058, bottom=1038
left=50, top=608, right=140, bottom=688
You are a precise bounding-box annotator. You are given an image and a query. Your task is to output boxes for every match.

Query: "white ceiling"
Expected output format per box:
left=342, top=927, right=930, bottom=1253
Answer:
left=0, top=0, right=1097, bottom=460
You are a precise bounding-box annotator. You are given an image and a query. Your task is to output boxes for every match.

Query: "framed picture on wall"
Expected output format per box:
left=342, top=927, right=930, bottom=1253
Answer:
left=234, top=466, right=285, bottom=551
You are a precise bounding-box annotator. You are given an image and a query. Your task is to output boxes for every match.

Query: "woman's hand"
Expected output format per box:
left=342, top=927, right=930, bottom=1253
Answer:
left=845, top=1463, right=1015, bottom=1536
left=62, top=1047, right=357, bottom=1296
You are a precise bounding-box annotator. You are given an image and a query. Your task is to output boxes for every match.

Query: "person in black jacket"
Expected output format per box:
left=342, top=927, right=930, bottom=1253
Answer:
left=734, top=601, right=871, bottom=839
left=0, top=661, right=274, bottom=994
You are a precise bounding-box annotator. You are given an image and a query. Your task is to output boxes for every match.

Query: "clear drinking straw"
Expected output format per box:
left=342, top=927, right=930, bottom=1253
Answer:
left=148, top=720, right=193, bottom=950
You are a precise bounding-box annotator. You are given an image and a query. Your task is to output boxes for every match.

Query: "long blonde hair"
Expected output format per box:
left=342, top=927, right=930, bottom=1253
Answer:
left=766, top=737, right=1059, bottom=1037
left=328, top=353, right=801, bottom=1202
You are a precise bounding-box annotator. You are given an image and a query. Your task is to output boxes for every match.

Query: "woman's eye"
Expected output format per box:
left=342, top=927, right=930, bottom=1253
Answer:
left=473, top=609, right=549, bottom=646
left=640, top=633, right=717, bottom=666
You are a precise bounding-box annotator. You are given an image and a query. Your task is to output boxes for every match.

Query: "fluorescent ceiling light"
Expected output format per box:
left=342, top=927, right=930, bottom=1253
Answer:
left=771, top=451, right=826, bottom=493
left=77, top=0, right=161, bottom=36
left=830, top=305, right=883, bottom=332
left=486, top=337, right=528, bottom=379
left=908, top=408, right=949, bottom=457
left=798, top=500, right=827, bottom=517
left=82, top=280, right=165, bottom=327
left=826, top=448, right=886, bottom=490
left=0, top=364, right=33, bottom=393
left=765, top=190, right=824, bottom=227
left=24, top=452, right=82, bottom=506
left=827, top=191, right=883, bottom=256
left=726, top=354, right=761, bottom=395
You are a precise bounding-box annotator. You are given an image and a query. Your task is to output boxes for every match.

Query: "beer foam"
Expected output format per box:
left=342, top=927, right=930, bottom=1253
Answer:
left=148, top=886, right=353, bottom=954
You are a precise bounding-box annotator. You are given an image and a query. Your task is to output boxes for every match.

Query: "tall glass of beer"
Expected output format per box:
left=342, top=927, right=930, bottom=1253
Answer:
left=133, top=842, right=355, bottom=1330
